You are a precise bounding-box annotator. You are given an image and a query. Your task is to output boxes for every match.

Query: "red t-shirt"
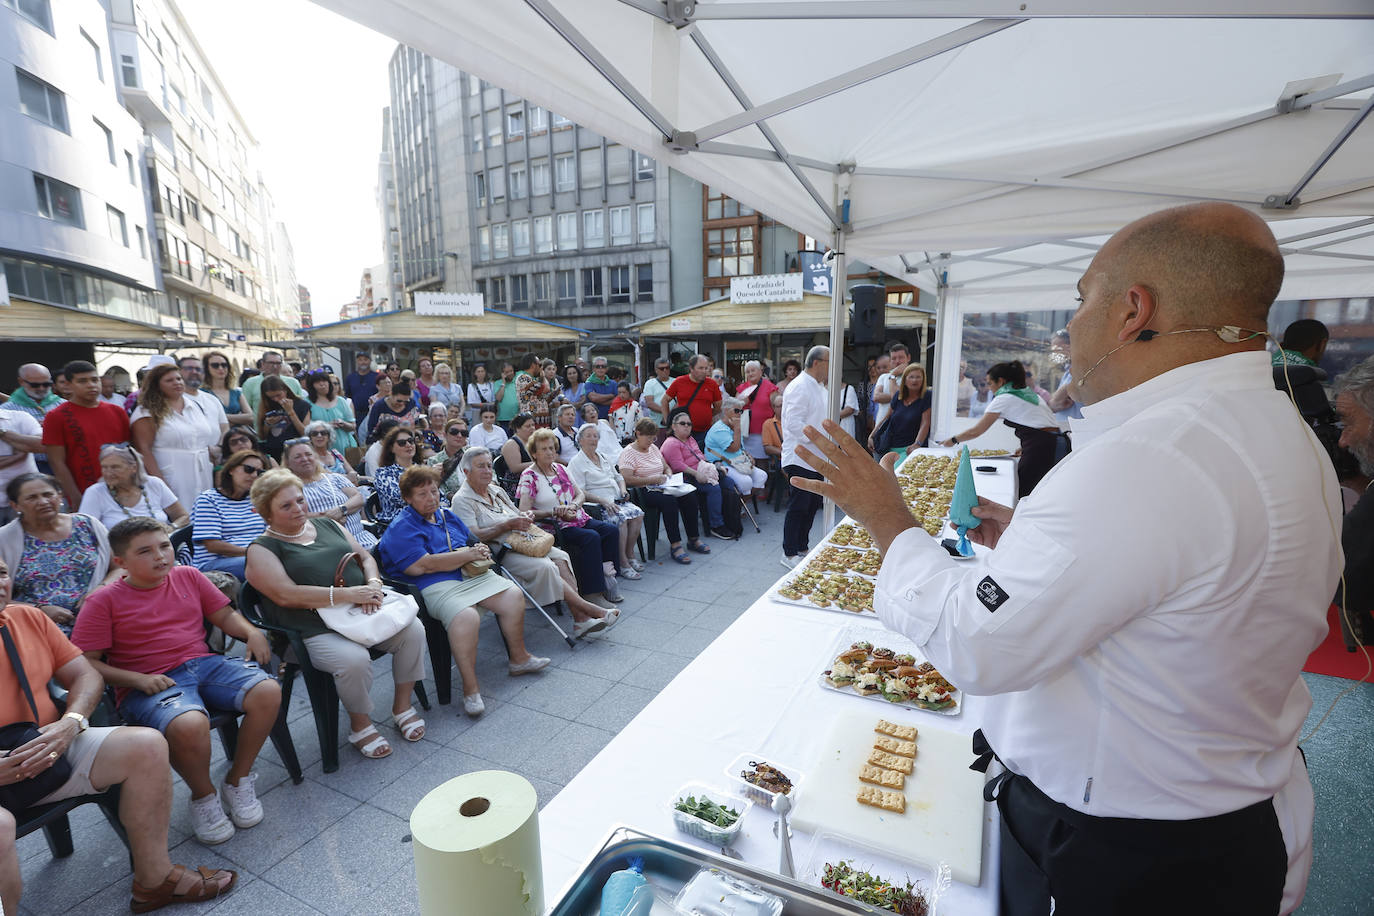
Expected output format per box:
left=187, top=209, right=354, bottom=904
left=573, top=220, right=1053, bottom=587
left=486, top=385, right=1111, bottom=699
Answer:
left=665, top=376, right=722, bottom=432
left=42, top=401, right=131, bottom=493
left=72, top=566, right=227, bottom=703
left=0, top=605, right=82, bottom=728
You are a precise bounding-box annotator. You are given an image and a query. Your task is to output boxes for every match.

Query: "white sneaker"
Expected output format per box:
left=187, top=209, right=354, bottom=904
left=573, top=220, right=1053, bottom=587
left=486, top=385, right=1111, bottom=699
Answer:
left=463, top=693, right=485, bottom=717
left=221, top=773, right=263, bottom=829
left=190, top=792, right=235, bottom=844
left=781, top=554, right=801, bottom=569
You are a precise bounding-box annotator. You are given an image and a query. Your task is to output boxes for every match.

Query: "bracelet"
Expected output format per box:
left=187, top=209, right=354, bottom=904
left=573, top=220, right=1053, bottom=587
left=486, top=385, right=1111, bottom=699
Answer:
left=329, top=585, right=334, bottom=605
left=366, top=577, right=382, bottom=584
left=951, top=436, right=959, bottom=444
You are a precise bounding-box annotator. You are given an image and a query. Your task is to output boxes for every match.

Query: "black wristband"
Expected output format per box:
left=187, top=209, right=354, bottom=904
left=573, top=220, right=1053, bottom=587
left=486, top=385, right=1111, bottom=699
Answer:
left=951, top=436, right=959, bottom=444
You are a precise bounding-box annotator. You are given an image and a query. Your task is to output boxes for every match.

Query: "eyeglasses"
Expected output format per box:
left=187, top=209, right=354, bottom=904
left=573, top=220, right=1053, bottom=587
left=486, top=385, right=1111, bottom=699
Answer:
left=394, top=438, right=415, bottom=446
left=21, top=380, right=52, bottom=389
left=239, top=465, right=265, bottom=476
left=673, top=420, right=692, bottom=426
left=730, top=409, right=743, bottom=414
left=447, top=428, right=468, bottom=436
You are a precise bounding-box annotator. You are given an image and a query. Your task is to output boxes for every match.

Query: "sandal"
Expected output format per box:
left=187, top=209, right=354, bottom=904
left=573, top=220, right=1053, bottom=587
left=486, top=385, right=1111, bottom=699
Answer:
left=393, top=707, right=426, bottom=742
left=671, top=546, right=692, bottom=565
left=131, top=864, right=238, bottom=913
left=619, top=566, right=642, bottom=580
left=348, top=724, right=392, bottom=759
left=687, top=539, right=711, bottom=554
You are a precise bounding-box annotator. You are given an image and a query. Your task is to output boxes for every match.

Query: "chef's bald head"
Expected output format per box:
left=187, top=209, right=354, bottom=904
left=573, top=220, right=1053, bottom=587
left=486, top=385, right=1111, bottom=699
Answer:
left=1094, top=202, right=1283, bottom=328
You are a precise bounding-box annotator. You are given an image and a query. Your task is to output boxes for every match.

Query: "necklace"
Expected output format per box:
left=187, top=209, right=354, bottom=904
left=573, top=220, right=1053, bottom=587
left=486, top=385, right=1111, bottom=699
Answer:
left=110, top=484, right=155, bottom=519
left=267, top=521, right=312, bottom=539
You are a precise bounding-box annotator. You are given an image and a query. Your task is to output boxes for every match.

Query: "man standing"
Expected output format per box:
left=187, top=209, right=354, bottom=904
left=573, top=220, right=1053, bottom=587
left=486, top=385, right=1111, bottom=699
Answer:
left=793, top=203, right=1339, bottom=916
left=1334, top=356, right=1374, bottom=645
left=583, top=357, right=618, bottom=419
left=870, top=342, right=910, bottom=430
left=664, top=354, right=723, bottom=447
left=1273, top=319, right=1329, bottom=368
left=43, top=360, right=131, bottom=508
left=177, top=355, right=229, bottom=450
left=780, top=345, right=829, bottom=568
left=0, top=407, right=42, bottom=524
left=344, top=352, right=381, bottom=420
left=99, top=372, right=125, bottom=407
left=493, top=362, right=520, bottom=430
left=1047, top=329, right=1083, bottom=427
left=239, top=352, right=303, bottom=418
left=641, top=358, right=675, bottom=429
left=2, top=364, right=62, bottom=425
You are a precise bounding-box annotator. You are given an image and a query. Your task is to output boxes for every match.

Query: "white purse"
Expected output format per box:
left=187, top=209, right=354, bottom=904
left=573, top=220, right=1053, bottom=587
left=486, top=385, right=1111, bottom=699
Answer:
left=317, top=553, right=419, bottom=647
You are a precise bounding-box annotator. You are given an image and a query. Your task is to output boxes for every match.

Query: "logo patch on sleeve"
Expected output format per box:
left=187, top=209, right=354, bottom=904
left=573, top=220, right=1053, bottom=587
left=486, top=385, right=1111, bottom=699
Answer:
left=976, top=576, right=1010, bottom=613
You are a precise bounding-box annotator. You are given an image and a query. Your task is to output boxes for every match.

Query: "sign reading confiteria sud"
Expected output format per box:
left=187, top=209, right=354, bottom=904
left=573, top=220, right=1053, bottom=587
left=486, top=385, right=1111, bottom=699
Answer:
left=730, top=273, right=803, bottom=304
left=415, top=292, right=485, bottom=317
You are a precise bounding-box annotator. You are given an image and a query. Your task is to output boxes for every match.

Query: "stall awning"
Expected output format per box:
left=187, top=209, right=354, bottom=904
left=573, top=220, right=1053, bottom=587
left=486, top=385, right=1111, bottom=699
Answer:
left=630, top=292, right=929, bottom=337
left=0, top=297, right=193, bottom=348
left=295, top=307, right=591, bottom=345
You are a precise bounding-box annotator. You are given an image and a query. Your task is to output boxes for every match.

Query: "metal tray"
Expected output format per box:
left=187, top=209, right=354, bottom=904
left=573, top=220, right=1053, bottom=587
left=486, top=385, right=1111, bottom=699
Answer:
left=547, top=825, right=882, bottom=915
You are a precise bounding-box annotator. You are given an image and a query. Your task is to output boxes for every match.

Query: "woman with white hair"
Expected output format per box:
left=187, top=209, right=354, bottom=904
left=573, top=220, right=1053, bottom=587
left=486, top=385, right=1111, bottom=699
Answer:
left=735, top=360, right=778, bottom=460
left=579, top=402, right=622, bottom=464
left=79, top=444, right=190, bottom=530
left=420, top=403, right=449, bottom=458
left=568, top=423, right=645, bottom=578
left=304, top=420, right=360, bottom=483
left=427, top=362, right=465, bottom=412
left=704, top=396, right=768, bottom=498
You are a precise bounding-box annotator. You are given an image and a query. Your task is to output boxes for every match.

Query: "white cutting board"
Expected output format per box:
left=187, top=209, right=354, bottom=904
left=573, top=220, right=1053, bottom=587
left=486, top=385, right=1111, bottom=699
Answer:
left=792, top=712, right=986, bottom=886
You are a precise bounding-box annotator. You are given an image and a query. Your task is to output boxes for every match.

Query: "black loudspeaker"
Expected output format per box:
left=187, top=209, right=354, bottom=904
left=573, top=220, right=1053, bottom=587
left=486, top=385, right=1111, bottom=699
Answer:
left=851, top=284, right=887, bottom=345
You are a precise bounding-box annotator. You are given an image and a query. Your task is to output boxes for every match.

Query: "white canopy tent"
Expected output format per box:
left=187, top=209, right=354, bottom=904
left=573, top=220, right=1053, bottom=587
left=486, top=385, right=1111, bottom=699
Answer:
left=313, top=0, right=1374, bottom=435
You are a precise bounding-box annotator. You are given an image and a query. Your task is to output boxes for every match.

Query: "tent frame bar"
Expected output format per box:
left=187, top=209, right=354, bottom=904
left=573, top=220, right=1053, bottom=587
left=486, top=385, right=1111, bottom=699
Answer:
left=683, top=1, right=1374, bottom=20
left=1273, top=94, right=1374, bottom=208
left=1276, top=216, right=1374, bottom=244
left=850, top=166, right=1269, bottom=205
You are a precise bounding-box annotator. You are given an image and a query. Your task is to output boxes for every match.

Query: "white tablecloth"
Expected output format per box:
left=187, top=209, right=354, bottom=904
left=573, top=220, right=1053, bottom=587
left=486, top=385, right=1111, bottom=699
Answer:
left=539, top=449, right=1016, bottom=913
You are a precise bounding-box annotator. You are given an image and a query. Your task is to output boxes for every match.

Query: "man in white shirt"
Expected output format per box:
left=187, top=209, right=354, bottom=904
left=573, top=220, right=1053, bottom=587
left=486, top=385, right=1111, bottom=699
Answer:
left=0, top=409, right=42, bottom=523
left=178, top=355, right=229, bottom=458
left=780, top=345, right=829, bottom=567
left=792, top=203, right=1340, bottom=916
left=869, top=341, right=910, bottom=429
left=641, top=358, right=675, bottom=429
left=99, top=372, right=126, bottom=408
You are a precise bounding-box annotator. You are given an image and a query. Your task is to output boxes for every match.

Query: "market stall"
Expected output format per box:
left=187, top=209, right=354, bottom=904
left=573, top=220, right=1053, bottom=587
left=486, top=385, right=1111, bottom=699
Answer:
left=539, top=448, right=1017, bottom=912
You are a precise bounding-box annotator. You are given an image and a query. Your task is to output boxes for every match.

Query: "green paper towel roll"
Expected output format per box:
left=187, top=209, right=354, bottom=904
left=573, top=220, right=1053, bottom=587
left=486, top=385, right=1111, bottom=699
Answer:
left=411, top=769, right=543, bottom=916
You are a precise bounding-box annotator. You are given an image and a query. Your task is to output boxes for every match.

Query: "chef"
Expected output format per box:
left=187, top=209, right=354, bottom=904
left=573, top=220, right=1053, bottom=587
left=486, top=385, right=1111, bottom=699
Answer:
left=793, top=202, right=1341, bottom=916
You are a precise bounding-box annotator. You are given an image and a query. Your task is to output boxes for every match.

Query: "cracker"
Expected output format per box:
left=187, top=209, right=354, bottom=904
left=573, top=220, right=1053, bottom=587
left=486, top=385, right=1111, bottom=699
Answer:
left=856, top=785, right=906, bottom=813
left=859, top=764, right=905, bottom=789
left=874, top=719, right=917, bottom=741
left=873, top=736, right=917, bottom=758
left=868, top=749, right=914, bottom=774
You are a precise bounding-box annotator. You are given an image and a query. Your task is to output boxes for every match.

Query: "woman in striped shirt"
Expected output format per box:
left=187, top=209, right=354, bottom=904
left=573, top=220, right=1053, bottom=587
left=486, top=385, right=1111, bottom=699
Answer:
left=191, top=450, right=268, bottom=581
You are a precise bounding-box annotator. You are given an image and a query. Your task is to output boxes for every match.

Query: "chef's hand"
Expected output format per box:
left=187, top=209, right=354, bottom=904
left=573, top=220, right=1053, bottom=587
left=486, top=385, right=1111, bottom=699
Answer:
left=792, top=420, right=914, bottom=554
left=968, top=499, right=1013, bottom=549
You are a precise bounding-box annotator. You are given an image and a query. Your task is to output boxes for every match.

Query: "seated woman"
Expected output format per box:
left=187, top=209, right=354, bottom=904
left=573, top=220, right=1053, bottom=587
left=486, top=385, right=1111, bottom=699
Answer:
left=419, top=404, right=449, bottom=458
left=379, top=466, right=549, bottom=718
left=579, top=402, right=623, bottom=464
left=469, top=407, right=508, bottom=453
left=552, top=405, right=580, bottom=463
left=255, top=376, right=311, bottom=462
left=662, top=413, right=741, bottom=541
left=608, top=381, right=642, bottom=444
left=705, top=397, right=768, bottom=499
left=0, top=472, right=113, bottom=634
left=495, top=413, right=537, bottom=496
left=245, top=468, right=427, bottom=760
left=362, top=417, right=402, bottom=477
left=304, top=420, right=360, bottom=483
left=219, top=426, right=276, bottom=472
left=517, top=429, right=624, bottom=603
left=282, top=438, right=375, bottom=549
left=618, top=418, right=710, bottom=564
left=452, top=447, right=620, bottom=628
left=568, top=424, right=644, bottom=579
left=79, top=444, right=190, bottom=531
left=190, top=450, right=268, bottom=580
left=365, top=379, right=422, bottom=436
left=372, top=424, right=421, bottom=526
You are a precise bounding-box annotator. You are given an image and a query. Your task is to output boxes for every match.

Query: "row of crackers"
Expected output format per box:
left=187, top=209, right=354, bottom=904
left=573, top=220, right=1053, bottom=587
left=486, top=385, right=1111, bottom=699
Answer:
left=856, top=719, right=917, bottom=814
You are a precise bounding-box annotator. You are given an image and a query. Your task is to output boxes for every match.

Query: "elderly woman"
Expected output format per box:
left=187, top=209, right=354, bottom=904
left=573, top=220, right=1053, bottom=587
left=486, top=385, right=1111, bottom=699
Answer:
left=131, top=363, right=219, bottom=509
left=304, top=420, right=360, bottom=483
left=662, top=412, right=740, bottom=541
left=0, top=473, right=113, bottom=633
left=453, top=448, right=620, bottom=628
left=735, top=360, right=778, bottom=459
left=419, top=403, right=449, bottom=457
left=379, top=466, right=549, bottom=718
left=579, top=403, right=622, bottom=463
left=245, top=468, right=427, bottom=760
left=552, top=404, right=580, bottom=463
left=568, top=423, right=645, bottom=578
left=608, top=381, right=641, bottom=443
left=372, top=425, right=420, bottom=526
left=191, top=450, right=268, bottom=580
left=79, top=444, right=189, bottom=530
left=282, top=439, right=375, bottom=549
left=517, top=429, right=624, bottom=602
left=618, top=418, right=710, bottom=564
left=705, top=397, right=769, bottom=499
left=428, top=363, right=465, bottom=413
left=306, top=370, right=357, bottom=455
left=496, top=413, right=537, bottom=494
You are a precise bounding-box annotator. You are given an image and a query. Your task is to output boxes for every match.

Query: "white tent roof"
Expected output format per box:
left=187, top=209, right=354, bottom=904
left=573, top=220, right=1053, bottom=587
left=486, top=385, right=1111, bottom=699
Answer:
left=316, top=0, right=1374, bottom=301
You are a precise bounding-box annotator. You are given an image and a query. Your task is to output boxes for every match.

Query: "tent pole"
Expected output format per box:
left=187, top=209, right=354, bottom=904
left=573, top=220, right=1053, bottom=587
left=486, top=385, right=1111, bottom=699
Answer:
left=822, top=226, right=846, bottom=531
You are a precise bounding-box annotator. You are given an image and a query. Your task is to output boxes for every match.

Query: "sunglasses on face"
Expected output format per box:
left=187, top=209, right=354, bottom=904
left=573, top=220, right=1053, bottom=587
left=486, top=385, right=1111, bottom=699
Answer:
left=394, top=438, right=415, bottom=446
left=309, top=431, right=330, bottom=438
left=208, top=362, right=229, bottom=369
left=673, top=420, right=691, bottom=426
left=22, top=380, right=52, bottom=389
left=240, top=465, right=265, bottom=476
left=447, top=428, right=468, bottom=436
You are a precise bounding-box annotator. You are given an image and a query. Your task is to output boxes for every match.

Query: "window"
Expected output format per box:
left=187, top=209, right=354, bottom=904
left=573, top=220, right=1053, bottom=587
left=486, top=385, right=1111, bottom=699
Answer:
left=136, top=225, right=146, bottom=258
left=582, top=209, right=605, bottom=248
left=554, top=154, right=575, bottom=192
left=509, top=164, right=527, bottom=200
left=486, top=115, right=503, bottom=149
left=511, top=219, right=530, bottom=256
left=530, top=159, right=550, bottom=196
left=490, top=165, right=505, bottom=201
left=194, top=158, right=211, bottom=186
left=505, top=105, right=524, bottom=140
left=609, top=266, right=631, bottom=304
left=120, top=54, right=138, bottom=88
left=609, top=206, right=632, bottom=246
left=478, top=226, right=491, bottom=261
left=94, top=119, right=115, bottom=165
left=189, top=242, right=204, bottom=277
left=706, top=188, right=755, bottom=220
left=578, top=149, right=602, bottom=189
left=81, top=29, right=103, bottom=82
left=16, top=70, right=68, bottom=132
left=468, top=75, right=480, bottom=96
left=490, top=276, right=507, bottom=306
left=33, top=174, right=82, bottom=227
left=200, top=81, right=215, bottom=117
left=474, top=171, right=487, bottom=206
left=637, top=264, right=654, bottom=300
left=556, top=212, right=578, bottom=250
left=511, top=274, right=529, bottom=308
left=125, top=150, right=136, bottom=184
left=533, top=272, right=552, bottom=306
left=552, top=111, right=572, bottom=128
left=582, top=268, right=603, bottom=306
left=529, top=107, right=547, bottom=132
left=637, top=203, right=656, bottom=242
left=533, top=216, right=553, bottom=254
left=176, top=138, right=192, bottom=169
left=470, top=114, right=483, bottom=152
left=706, top=226, right=756, bottom=278
left=170, top=86, right=185, bottom=116
left=493, top=223, right=509, bottom=258
left=106, top=205, right=128, bottom=247
left=4, top=0, right=51, bottom=32
left=636, top=153, right=654, bottom=181
left=556, top=269, right=576, bottom=305
left=184, top=195, right=199, bottom=222
left=607, top=147, right=630, bottom=185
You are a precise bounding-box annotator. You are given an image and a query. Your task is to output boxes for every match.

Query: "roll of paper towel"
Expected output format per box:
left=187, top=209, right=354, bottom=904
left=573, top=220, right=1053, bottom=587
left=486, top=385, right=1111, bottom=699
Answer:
left=411, top=769, right=544, bottom=915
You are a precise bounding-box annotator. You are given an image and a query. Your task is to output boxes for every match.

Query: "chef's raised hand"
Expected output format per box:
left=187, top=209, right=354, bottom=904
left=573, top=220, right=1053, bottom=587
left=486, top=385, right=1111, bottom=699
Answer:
left=793, top=419, right=914, bottom=554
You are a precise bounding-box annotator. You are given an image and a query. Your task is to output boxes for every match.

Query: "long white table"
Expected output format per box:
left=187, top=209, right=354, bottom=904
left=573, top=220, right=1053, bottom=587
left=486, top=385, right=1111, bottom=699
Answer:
left=539, top=449, right=1016, bottom=913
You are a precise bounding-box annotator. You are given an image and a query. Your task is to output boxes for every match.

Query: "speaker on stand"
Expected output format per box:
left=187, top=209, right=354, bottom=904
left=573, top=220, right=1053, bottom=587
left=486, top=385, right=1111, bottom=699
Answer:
left=850, top=283, right=886, bottom=345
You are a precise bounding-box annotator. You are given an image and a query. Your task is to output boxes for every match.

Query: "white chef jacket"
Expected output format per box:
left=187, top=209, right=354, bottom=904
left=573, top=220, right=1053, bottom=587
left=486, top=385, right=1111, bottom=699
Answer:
left=874, top=351, right=1340, bottom=912
left=780, top=370, right=827, bottom=471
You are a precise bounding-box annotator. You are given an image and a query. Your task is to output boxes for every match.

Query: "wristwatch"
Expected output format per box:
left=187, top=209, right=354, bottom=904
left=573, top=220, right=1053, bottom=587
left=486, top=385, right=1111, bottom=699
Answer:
left=62, top=711, right=89, bottom=733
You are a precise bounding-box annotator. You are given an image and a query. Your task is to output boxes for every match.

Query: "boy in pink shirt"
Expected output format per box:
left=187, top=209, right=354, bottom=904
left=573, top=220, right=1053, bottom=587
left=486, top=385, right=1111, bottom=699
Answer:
left=72, top=517, right=281, bottom=846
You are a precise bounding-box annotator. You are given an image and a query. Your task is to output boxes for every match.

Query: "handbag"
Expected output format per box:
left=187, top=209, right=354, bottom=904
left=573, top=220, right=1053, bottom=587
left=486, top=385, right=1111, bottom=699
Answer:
left=707, top=445, right=755, bottom=474
left=432, top=509, right=494, bottom=578
left=317, top=554, right=419, bottom=647
left=503, top=525, right=554, bottom=557
left=0, top=622, right=73, bottom=813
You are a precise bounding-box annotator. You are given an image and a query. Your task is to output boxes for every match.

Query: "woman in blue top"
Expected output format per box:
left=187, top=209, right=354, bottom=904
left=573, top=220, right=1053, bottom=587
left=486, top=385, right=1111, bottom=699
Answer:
left=378, top=465, right=549, bottom=718
left=870, top=364, right=932, bottom=464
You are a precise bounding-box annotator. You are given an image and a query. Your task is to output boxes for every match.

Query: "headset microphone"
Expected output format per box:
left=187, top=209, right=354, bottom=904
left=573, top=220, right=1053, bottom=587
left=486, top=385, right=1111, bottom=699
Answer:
left=1136, top=329, right=1157, bottom=342
left=1077, top=325, right=1266, bottom=385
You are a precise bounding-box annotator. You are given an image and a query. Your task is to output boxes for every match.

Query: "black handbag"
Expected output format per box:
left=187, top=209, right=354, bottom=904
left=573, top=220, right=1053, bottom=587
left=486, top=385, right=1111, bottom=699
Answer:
left=0, top=622, right=73, bottom=812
